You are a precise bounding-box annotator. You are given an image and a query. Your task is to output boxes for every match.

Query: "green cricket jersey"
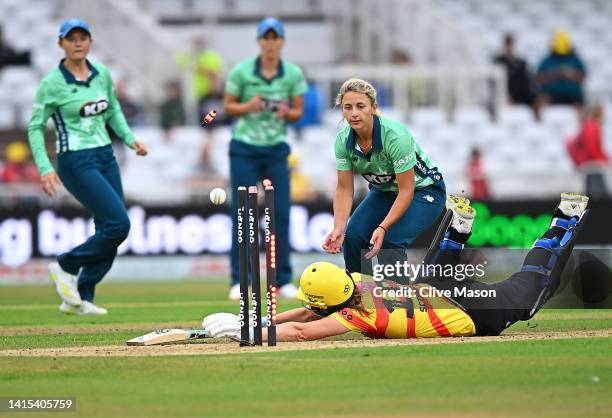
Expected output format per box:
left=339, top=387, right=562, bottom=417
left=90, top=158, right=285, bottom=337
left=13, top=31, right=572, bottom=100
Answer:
left=334, top=115, right=442, bottom=192
left=28, top=59, right=135, bottom=176
left=225, top=56, right=307, bottom=146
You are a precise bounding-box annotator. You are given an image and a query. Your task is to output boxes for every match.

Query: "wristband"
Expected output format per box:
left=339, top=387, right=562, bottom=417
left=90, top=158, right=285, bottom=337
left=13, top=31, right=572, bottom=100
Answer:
left=377, top=225, right=387, bottom=233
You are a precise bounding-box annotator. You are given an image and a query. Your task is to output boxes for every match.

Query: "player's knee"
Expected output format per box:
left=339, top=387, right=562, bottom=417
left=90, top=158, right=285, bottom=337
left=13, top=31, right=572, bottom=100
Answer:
left=106, top=216, right=131, bottom=242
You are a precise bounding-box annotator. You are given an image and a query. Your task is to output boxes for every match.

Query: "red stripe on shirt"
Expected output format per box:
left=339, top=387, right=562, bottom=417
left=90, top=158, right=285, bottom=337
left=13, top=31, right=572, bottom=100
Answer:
left=424, top=299, right=452, bottom=337
left=340, top=309, right=379, bottom=335
left=406, top=315, right=416, bottom=338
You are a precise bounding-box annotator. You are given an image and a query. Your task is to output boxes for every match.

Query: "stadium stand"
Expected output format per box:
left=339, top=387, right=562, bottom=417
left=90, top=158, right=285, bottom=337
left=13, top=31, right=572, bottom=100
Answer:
left=0, top=0, right=610, bottom=203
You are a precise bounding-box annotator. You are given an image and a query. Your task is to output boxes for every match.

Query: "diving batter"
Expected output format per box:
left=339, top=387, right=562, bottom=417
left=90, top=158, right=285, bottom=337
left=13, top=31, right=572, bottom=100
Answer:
left=204, top=193, right=589, bottom=340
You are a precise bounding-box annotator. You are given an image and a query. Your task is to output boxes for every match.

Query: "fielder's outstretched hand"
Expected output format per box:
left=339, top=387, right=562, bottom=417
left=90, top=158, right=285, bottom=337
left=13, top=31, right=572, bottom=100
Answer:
left=365, top=226, right=385, bottom=259
left=322, top=227, right=344, bottom=254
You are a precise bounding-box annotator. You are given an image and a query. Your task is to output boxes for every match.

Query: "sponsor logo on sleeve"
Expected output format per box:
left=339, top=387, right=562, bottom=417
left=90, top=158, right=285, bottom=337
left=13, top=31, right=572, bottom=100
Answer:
left=393, top=152, right=414, bottom=167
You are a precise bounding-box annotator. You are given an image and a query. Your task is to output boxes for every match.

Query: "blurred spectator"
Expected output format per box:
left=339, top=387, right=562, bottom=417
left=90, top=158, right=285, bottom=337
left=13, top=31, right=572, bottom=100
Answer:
left=291, top=78, right=322, bottom=139
left=1, top=141, right=39, bottom=183
left=288, top=153, right=314, bottom=202
left=159, top=80, right=186, bottom=142
left=565, top=104, right=609, bottom=200
left=177, top=36, right=227, bottom=172
left=177, top=35, right=225, bottom=121
left=391, top=49, right=432, bottom=107
left=467, top=147, right=490, bottom=200
left=493, top=34, right=537, bottom=113
left=114, top=78, right=144, bottom=125
left=391, top=49, right=411, bottom=64
left=0, top=26, right=30, bottom=70
left=536, top=30, right=586, bottom=107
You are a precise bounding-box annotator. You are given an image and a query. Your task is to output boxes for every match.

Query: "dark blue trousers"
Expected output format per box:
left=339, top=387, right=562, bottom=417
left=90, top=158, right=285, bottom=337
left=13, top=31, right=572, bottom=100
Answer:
left=229, top=140, right=292, bottom=287
left=344, top=180, right=446, bottom=274
left=56, top=145, right=130, bottom=302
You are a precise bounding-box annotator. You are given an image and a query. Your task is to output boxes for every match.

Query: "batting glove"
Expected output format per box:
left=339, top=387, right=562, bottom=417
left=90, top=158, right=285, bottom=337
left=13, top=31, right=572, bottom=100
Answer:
left=202, top=312, right=251, bottom=342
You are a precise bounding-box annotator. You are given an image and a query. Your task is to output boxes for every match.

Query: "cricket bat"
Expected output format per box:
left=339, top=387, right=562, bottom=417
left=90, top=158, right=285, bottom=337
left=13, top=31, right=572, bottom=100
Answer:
left=126, top=328, right=211, bottom=346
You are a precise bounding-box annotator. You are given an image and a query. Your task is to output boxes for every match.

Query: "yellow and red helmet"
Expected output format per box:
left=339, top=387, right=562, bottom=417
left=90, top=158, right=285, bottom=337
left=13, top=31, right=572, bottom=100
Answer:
left=297, top=262, right=355, bottom=310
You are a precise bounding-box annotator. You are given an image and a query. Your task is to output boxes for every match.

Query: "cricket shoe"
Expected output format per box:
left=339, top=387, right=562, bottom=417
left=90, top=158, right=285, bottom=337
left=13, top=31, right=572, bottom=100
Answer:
left=49, top=262, right=82, bottom=307
left=557, top=192, right=589, bottom=220
left=59, top=302, right=78, bottom=314
left=77, top=301, right=108, bottom=315
left=59, top=301, right=107, bottom=315
left=279, top=283, right=299, bottom=299
left=228, top=283, right=241, bottom=301
left=446, top=195, right=476, bottom=235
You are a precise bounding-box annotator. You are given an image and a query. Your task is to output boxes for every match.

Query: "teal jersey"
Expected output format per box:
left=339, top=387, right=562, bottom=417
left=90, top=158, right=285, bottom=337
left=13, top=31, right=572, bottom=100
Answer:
left=28, top=59, right=135, bottom=176
left=225, top=56, right=307, bottom=146
left=334, top=115, right=442, bottom=192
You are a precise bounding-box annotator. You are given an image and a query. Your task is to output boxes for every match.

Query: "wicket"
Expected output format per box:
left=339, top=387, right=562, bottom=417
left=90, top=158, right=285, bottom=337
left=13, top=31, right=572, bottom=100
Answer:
left=237, top=180, right=277, bottom=346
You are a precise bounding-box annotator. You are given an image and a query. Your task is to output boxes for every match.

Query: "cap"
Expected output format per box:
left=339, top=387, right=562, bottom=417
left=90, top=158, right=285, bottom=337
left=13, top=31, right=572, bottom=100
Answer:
left=59, top=18, right=91, bottom=39
left=552, top=30, right=571, bottom=55
left=257, top=17, right=284, bottom=38
left=6, top=141, right=30, bottom=164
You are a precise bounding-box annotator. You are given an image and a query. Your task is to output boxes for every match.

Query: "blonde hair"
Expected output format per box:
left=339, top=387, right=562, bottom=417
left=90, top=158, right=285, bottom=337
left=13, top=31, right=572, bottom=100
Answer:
left=335, top=78, right=378, bottom=107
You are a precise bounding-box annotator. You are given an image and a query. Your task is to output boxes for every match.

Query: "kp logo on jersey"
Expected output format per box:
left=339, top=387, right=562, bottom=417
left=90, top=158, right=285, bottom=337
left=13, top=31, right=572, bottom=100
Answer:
left=362, top=173, right=395, bottom=184
left=80, top=99, right=109, bottom=117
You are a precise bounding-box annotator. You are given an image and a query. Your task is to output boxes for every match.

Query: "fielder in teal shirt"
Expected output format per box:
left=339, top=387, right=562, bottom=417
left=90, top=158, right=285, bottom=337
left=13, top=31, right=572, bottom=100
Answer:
left=323, top=78, right=446, bottom=279
left=27, top=18, right=147, bottom=315
left=223, top=17, right=307, bottom=300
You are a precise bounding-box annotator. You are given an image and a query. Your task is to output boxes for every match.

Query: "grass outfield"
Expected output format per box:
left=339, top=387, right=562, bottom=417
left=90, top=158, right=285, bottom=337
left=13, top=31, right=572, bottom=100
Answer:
left=1, top=280, right=611, bottom=418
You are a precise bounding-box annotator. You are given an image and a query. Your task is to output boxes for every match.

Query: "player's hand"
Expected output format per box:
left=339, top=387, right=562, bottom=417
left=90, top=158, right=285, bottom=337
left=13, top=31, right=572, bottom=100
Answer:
left=41, top=172, right=62, bottom=197
left=322, top=227, right=345, bottom=254
left=246, top=95, right=262, bottom=113
left=365, top=226, right=386, bottom=259
left=276, top=102, right=288, bottom=119
left=202, top=313, right=241, bottom=339
left=131, top=141, right=148, bottom=156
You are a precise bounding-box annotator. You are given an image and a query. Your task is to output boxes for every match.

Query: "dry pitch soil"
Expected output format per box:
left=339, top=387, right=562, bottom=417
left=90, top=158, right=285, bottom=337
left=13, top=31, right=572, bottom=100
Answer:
left=2, top=329, right=610, bottom=357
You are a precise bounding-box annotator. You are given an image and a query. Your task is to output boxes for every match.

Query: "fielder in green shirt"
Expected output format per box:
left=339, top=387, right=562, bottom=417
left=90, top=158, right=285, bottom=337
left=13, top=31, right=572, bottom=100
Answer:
left=223, top=17, right=307, bottom=300
left=323, top=78, right=447, bottom=278
left=27, top=18, right=147, bottom=315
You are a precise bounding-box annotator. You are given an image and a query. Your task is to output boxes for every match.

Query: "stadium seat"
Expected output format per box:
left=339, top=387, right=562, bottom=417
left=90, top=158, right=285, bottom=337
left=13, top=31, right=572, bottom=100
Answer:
left=453, top=107, right=490, bottom=132
left=0, top=103, right=15, bottom=129
left=498, top=106, right=535, bottom=129
left=410, top=107, right=447, bottom=128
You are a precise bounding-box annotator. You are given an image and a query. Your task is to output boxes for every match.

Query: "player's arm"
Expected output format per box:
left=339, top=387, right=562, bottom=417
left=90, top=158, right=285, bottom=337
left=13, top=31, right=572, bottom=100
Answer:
left=366, top=169, right=414, bottom=258
left=223, top=92, right=261, bottom=116
left=103, top=68, right=135, bottom=147
left=379, top=169, right=415, bottom=231
left=264, top=315, right=350, bottom=342
left=275, top=307, right=319, bottom=324
left=27, top=81, right=55, bottom=177
left=28, top=81, right=63, bottom=196
left=280, top=95, right=304, bottom=122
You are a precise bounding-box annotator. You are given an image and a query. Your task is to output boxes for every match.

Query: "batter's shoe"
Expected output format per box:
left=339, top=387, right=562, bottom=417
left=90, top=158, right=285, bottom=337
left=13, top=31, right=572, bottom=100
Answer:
left=558, top=193, right=589, bottom=220
left=446, top=195, right=476, bottom=234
